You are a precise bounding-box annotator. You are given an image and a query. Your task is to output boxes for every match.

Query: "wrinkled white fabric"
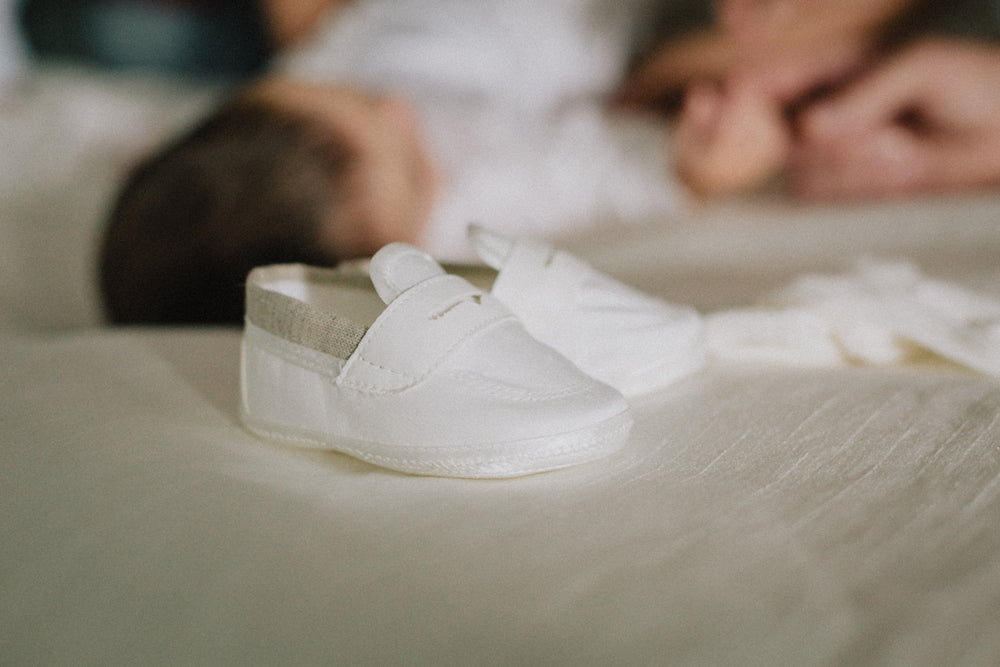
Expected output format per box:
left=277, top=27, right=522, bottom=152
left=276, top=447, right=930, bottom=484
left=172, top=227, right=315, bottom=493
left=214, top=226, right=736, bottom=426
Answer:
left=5, top=329, right=1000, bottom=665
left=708, top=259, right=1000, bottom=375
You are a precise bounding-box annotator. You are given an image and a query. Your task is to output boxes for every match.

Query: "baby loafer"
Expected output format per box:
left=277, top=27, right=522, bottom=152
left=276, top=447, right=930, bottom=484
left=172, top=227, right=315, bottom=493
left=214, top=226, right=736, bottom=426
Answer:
left=467, top=225, right=706, bottom=397
left=240, top=243, right=632, bottom=478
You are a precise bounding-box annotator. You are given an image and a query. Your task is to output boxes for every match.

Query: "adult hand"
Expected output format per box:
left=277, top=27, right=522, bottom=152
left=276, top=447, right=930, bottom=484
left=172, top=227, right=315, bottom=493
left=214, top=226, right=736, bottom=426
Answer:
left=617, top=0, right=903, bottom=196
left=617, top=0, right=909, bottom=108
left=792, top=39, right=1000, bottom=199
left=662, top=40, right=874, bottom=197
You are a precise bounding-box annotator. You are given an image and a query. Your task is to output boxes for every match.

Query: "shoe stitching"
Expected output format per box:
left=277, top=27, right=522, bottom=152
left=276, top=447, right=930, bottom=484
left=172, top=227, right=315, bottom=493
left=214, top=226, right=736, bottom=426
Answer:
left=339, top=307, right=509, bottom=395
left=429, top=293, right=482, bottom=320
left=242, top=411, right=630, bottom=473
left=338, top=357, right=417, bottom=391
left=359, top=274, right=474, bottom=345
left=246, top=325, right=343, bottom=381
left=342, top=278, right=512, bottom=394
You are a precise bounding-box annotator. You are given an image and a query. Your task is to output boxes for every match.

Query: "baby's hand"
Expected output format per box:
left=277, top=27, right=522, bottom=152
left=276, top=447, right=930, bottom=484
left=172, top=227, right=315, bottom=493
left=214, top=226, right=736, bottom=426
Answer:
left=674, top=76, right=790, bottom=196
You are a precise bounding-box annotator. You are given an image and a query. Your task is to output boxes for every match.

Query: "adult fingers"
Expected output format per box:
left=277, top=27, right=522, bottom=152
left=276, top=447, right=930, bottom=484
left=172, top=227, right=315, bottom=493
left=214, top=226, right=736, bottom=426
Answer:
left=793, top=125, right=1000, bottom=199
left=797, top=44, right=936, bottom=144
left=790, top=125, right=934, bottom=199
left=616, top=31, right=736, bottom=107
left=750, top=37, right=869, bottom=105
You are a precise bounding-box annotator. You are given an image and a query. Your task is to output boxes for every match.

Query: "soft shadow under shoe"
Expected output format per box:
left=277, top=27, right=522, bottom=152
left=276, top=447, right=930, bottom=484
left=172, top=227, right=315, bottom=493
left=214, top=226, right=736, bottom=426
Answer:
left=240, top=243, right=632, bottom=478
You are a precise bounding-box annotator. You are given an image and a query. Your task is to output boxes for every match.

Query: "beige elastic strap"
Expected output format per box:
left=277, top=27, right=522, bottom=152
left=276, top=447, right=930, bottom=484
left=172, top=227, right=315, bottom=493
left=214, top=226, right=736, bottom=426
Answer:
left=245, top=264, right=368, bottom=360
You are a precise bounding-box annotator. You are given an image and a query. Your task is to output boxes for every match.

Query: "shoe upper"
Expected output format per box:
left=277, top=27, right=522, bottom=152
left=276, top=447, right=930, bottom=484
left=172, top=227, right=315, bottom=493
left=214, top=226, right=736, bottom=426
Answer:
left=467, top=225, right=707, bottom=397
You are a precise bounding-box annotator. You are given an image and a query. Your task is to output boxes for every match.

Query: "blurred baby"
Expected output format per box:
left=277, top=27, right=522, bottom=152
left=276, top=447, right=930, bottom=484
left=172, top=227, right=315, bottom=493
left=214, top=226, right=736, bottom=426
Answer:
left=101, top=0, right=688, bottom=324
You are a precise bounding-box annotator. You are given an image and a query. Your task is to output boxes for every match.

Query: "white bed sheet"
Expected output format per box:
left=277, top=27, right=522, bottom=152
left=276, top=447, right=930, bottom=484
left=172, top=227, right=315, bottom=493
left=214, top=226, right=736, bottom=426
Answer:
left=4, top=326, right=999, bottom=665
left=2, top=64, right=1000, bottom=666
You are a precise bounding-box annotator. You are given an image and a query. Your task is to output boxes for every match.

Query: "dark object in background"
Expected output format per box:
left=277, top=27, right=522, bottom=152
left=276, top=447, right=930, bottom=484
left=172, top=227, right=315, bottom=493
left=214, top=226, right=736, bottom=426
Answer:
left=19, top=0, right=272, bottom=79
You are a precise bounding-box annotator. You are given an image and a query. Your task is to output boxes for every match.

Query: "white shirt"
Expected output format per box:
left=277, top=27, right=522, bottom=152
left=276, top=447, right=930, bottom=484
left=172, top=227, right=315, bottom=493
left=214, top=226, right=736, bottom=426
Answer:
left=280, top=0, right=686, bottom=259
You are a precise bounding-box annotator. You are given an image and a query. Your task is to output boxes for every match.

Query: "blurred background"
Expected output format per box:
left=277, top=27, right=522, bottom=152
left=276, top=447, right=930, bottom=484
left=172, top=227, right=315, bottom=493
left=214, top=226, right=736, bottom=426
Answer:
left=2, top=0, right=272, bottom=89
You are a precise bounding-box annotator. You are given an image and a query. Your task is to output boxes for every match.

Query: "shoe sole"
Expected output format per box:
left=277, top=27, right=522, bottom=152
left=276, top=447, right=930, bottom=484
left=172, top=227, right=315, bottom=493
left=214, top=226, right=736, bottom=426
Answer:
left=239, top=407, right=632, bottom=478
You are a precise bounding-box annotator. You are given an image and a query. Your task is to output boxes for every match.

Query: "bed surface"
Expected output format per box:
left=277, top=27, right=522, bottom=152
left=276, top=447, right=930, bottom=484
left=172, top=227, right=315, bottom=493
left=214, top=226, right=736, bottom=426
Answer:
left=2, top=65, right=1000, bottom=665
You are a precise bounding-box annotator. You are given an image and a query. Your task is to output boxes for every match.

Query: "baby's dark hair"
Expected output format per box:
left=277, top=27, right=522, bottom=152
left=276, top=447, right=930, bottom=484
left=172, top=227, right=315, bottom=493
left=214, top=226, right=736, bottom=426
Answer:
left=99, top=91, right=353, bottom=325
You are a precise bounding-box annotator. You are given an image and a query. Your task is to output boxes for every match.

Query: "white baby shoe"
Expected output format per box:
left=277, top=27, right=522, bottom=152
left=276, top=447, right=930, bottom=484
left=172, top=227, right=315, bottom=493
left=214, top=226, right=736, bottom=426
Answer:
left=240, top=243, right=632, bottom=478
left=467, top=225, right=706, bottom=397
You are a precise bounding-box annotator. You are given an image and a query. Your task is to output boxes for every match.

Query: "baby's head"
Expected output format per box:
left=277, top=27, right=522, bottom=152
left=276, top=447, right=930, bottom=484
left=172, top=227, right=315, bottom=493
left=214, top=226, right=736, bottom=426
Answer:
left=100, top=79, right=437, bottom=324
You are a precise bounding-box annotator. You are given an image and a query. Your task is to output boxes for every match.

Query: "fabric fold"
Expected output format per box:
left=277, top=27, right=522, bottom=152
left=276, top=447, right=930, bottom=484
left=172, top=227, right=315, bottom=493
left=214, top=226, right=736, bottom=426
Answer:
left=706, top=259, right=1000, bottom=376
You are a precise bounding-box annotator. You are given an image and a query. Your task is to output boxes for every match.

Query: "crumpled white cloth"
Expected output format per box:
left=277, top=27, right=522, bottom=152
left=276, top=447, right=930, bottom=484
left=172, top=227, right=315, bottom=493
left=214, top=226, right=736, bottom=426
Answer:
left=707, top=259, right=1000, bottom=376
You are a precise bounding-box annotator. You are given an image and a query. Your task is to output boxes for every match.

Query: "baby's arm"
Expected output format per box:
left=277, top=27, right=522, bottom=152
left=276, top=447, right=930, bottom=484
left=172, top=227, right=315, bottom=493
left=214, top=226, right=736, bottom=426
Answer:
left=262, top=0, right=351, bottom=48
